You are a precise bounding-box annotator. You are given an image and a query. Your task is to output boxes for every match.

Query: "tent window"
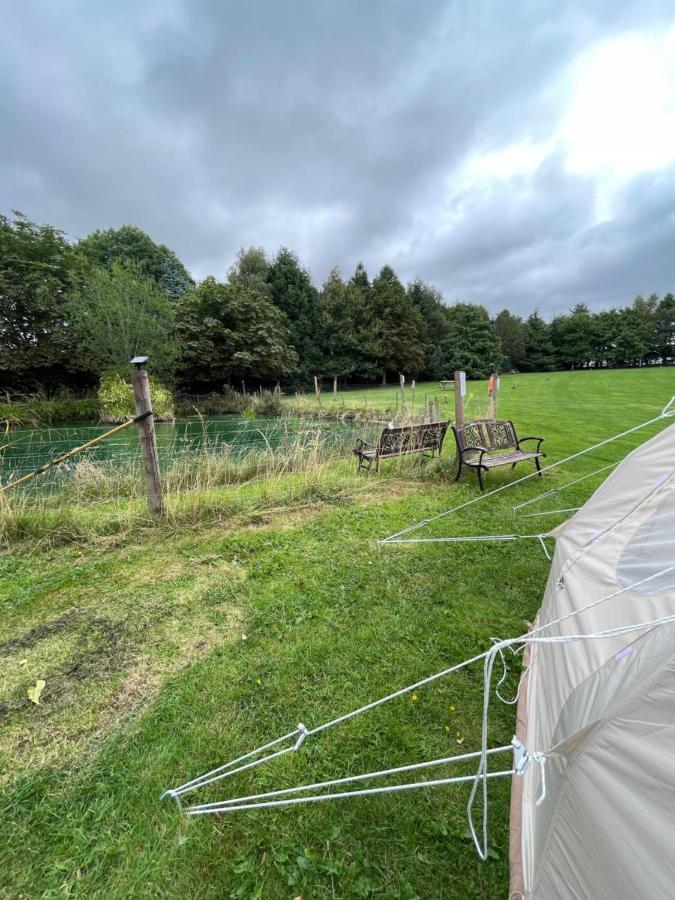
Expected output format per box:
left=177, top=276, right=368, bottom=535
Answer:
left=616, top=495, right=675, bottom=595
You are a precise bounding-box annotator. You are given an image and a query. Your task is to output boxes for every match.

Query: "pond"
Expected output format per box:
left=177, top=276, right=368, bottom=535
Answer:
left=0, top=415, right=381, bottom=490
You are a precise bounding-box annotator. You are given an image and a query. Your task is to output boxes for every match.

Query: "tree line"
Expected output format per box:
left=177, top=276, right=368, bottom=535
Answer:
left=1, top=210, right=673, bottom=394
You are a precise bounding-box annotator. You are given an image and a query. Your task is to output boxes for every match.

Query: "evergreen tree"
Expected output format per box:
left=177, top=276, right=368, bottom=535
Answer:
left=267, top=248, right=322, bottom=386
left=367, top=265, right=427, bottom=383
left=407, top=279, right=449, bottom=377
left=551, top=304, right=594, bottom=368
left=494, top=309, right=525, bottom=370
left=318, top=268, right=370, bottom=378
left=655, top=294, right=675, bottom=364
left=439, top=303, right=501, bottom=378
left=521, top=310, right=555, bottom=371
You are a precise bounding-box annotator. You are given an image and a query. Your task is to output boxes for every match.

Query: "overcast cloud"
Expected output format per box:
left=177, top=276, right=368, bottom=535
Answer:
left=2, top=0, right=675, bottom=316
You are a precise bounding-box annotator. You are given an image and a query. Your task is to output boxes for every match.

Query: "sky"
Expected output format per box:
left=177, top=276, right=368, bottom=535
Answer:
left=2, top=0, right=675, bottom=317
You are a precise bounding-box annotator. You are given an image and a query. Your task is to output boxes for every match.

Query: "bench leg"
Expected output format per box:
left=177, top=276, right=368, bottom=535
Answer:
left=454, top=458, right=463, bottom=482
left=477, top=467, right=485, bottom=491
left=535, top=456, right=542, bottom=477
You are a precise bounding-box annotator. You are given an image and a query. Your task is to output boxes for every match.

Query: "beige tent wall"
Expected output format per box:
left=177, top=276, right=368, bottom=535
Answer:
left=512, top=423, right=675, bottom=898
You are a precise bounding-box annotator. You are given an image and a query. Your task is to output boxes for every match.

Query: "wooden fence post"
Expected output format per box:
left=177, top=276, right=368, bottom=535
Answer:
left=333, top=375, right=338, bottom=400
left=130, top=357, right=162, bottom=518
left=241, top=379, right=247, bottom=396
left=454, top=370, right=465, bottom=427
left=314, top=375, right=321, bottom=401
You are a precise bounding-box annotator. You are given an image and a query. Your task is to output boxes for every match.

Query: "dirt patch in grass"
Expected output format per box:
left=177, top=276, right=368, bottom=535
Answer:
left=0, top=607, right=82, bottom=657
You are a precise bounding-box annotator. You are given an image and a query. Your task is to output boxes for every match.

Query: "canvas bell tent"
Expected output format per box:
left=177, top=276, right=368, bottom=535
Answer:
left=510, top=420, right=675, bottom=898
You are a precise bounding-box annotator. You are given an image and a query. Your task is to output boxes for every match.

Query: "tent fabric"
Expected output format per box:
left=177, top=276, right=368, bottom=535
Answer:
left=512, top=422, right=675, bottom=899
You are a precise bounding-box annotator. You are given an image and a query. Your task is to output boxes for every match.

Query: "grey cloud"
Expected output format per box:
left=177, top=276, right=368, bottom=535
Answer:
left=1, top=0, right=674, bottom=316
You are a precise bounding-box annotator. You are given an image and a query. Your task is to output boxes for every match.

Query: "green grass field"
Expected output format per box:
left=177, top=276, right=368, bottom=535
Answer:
left=1, top=368, right=674, bottom=898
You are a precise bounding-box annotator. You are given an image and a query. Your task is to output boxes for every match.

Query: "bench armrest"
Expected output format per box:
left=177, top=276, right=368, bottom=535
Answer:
left=516, top=435, right=545, bottom=452
left=354, top=437, right=374, bottom=452
left=460, top=445, right=490, bottom=467
left=461, top=444, right=489, bottom=455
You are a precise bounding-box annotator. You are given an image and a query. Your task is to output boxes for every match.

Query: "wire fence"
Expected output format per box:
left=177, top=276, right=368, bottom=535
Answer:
left=0, top=416, right=384, bottom=501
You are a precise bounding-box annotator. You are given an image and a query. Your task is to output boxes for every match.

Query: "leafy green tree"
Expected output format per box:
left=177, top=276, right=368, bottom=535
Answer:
left=0, top=211, right=85, bottom=387
left=176, top=276, right=296, bottom=390
left=494, top=309, right=525, bottom=370
left=407, top=279, right=449, bottom=377
left=267, top=248, right=322, bottom=385
left=78, top=225, right=193, bottom=300
left=66, top=261, right=178, bottom=383
left=439, top=303, right=502, bottom=378
left=366, top=265, right=427, bottom=383
left=231, top=246, right=271, bottom=294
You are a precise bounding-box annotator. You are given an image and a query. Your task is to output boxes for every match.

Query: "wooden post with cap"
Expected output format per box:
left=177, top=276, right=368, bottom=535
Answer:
left=130, top=356, right=163, bottom=518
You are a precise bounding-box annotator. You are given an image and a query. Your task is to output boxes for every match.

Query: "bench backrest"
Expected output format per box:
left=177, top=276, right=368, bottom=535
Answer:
left=452, top=419, right=518, bottom=453
left=377, top=421, right=449, bottom=456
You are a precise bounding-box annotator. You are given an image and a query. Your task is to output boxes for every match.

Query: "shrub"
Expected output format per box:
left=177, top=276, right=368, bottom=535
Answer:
left=98, top=369, right=174, bottom=422
left=0, top=394, right=100, bottom=425
left=251, top=390, right=282, bottom=417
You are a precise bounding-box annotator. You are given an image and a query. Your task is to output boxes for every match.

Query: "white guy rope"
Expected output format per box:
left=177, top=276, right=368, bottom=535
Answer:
left=187, top=770, right=517, bottom=816
left=378, top=401, right=675, bottom=545
left=518, top=508, right=581, bottom=518
left=164, top=562, right=675, bottom=808
left=187, top=745, right=513, bottom=814
left=511, top=461, right=619, bottom=512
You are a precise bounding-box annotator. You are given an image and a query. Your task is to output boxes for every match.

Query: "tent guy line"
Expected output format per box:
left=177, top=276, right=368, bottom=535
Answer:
left=377, top=397, right=675, bottom=545
left=162, top=560, right=675, bottom=832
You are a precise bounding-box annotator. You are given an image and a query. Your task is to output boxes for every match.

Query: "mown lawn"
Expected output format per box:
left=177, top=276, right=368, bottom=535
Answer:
left=1, top=368, right=673, bottom=898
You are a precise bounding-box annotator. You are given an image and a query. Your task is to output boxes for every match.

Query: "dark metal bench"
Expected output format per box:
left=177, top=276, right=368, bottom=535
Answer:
left=354, top=421, right=449, bottom=473
left=452, top=419, right=545, bottom=490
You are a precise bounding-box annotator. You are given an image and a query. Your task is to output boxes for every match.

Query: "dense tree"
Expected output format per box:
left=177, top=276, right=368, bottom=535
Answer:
left=438, top=303, right=502, bottom=378
left=267, top=248, right=322, bottom=384
left=318, top=268, right=370, bottom=378
left=520, top=311, right=555, bottom=371
left=494, top=310, right=526, bottom=370
left=0, top=211, right=85, bottom=388
left=176, top=276, right=296, bottom=391
left=3, top=209, right=674, bottom=393
left=407, top=280, right=449, bottom=377
left=550, top=304, right=594, bottom=368
left=66, top=261, right=178, bottom=383
left=655, top=294, right=675, bottom=365
left=78, top=225, right=193, bottom=300
left=366, top=266, right=427, bottom=383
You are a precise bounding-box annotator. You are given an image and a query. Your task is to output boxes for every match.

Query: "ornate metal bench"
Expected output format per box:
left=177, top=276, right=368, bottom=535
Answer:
left=452, top=419, right=545, bottom=490
left=354, top=421, right=449, bottom=473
